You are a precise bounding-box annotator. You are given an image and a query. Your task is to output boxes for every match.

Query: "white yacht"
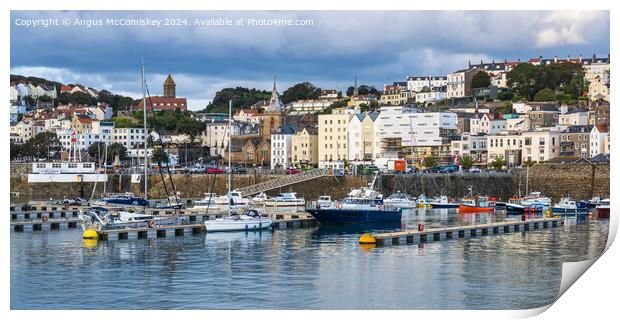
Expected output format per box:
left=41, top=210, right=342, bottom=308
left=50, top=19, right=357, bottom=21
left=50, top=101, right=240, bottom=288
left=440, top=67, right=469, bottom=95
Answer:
left=204, top=208, right=273, bottom=232
left=264, top=192, right=305, bottom=207
left=383, top=191, right=416, bottom=208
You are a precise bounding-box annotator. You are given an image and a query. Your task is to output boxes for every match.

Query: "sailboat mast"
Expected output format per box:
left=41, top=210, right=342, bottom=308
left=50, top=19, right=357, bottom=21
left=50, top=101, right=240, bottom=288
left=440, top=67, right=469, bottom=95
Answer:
left=525, top=164, right=529, bottom=195
left=228, top=99, right=232, bottom=212
left=141, top=61, right=148, bottom=200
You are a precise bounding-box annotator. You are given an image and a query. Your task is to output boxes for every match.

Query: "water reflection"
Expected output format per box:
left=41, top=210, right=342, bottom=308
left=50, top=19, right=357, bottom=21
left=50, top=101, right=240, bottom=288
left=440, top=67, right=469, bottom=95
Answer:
left=10, top=208, right=609, bottom=310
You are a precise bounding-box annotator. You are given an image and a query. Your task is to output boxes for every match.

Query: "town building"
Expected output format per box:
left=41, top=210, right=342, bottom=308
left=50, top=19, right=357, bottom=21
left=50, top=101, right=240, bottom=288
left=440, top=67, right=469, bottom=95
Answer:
left=415, top=86, right=447, bottom=104
left=521, top=129, right=561, bottom=163
left=450, top=132, right=488, bottom=164
left=559, top=125, right=593, bottom=158
left=406, top=76, right=448, bottom=92
left=486, top=132, right=523, bottom=166
left=447, top=68, right=480, bottom=99
left=588, top=73, right=610, bottom=102
left=372, top=106, right=457, bottom=165
left=590, top=125, right=610, bottom=158
left=318, top=108, right=358, bottom=163
left=478, top=113, right=506, bottom=134
left=270, top=125, right=297, bottom=170
left=347, top=112, right=378, bottom=162
left=525, top=103, right=560, bottom=129
left=291, top=126, right=319, bottom=167
left=134, top=74, right=188, bottom=111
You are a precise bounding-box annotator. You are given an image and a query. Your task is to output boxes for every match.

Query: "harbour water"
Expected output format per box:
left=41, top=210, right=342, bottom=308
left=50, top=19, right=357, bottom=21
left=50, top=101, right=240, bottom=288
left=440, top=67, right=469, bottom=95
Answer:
left=11, top=208, right=609, bottom=310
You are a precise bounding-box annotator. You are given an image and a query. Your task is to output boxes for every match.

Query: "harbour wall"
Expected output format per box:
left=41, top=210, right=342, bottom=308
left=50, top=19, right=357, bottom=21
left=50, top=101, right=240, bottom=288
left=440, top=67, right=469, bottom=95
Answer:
left=10, top=163, right=609, bottom=203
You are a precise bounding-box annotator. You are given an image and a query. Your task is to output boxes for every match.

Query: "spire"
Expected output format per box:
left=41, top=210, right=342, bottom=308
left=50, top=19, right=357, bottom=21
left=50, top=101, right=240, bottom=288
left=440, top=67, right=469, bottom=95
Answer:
left=353, top=73, right=358, bottom=96
left=268, top=74, right=283, bottom=112
left=163, top=74, right=176, bottom=98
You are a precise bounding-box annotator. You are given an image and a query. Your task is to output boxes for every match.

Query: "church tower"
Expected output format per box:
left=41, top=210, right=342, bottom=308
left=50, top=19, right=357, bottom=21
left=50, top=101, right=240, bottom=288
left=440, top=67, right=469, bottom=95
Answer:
left=163, top=74, right=176, bottom=98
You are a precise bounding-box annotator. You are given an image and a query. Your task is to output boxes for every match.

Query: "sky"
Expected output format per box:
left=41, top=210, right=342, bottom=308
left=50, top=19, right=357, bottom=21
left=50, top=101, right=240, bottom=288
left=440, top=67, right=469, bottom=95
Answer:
left=10, top=10, right=610, bottom=110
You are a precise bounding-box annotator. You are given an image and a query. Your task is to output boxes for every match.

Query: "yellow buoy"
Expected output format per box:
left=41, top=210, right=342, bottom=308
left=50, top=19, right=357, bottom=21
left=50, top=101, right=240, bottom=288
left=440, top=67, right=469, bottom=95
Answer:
left=82, top=229, right=99, bottom=240
left=82, top=239, right=98, bottom=249
left=359, top=233, right=376, bottom=244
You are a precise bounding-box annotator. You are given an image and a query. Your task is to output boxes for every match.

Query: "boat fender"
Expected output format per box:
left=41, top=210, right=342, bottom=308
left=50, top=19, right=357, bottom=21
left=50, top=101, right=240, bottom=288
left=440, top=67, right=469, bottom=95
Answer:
left=148, top=220, right=155, bottom=228
left=378, top=205, right=384, bottom=211
left=316, top=203, right=321, bottom=209
left=335, top=201, right=342, bottom=209
left=42, top=215, right=49, bottom=222
left=418, top=224, right=424, bottom=232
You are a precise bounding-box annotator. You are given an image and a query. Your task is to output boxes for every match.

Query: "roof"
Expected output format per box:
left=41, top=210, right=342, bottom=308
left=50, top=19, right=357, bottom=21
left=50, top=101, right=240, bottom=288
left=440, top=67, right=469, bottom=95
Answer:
left=590, top=153, right=610, bottom=163
left=406, top=76, right=447, bottom=81
left=238, top=109, right=258, bottom=115
left=595, top=125, right=609, bottom=133
left=164, top=74, right=176, bottom=86
left=296, top=126, right=318, bottom=135
left=274, top=124, right=297, bottom=135
left=565, top=125, right=593, bottom=133
left=60, top=85, right=73, bottom=92
left=367, top=112, right=379, bottom=121
left=547, top=156, right=591, bottom=164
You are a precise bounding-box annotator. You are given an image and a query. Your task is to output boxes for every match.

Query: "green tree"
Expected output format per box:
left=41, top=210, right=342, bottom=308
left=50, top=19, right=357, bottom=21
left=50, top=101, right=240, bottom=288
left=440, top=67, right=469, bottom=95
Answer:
left=423, top=156, right=438, bottom=168
left=204, top=87, right=271, bottom=113
left=10, top=142, right=23, bottom=160
left=458, top=155, right=474, bottom=170
left=281, top=82, right=321, bottom=104
left=471, top=71, right=491, bottom=89
left=490, top=156, right=506, bottom=170
left=496, top=91, right=514, bottom=101
left=523, top=159, right=535, bottom=167
left=533, top=88, right=557, bottom=102
left=507, top=63, right=545, bottom=100
left=498, top=101, right=513, bottom=114
left=177, top=116, right=206, bottom=144
left=346, top=85, right=379, bottom=97
left=70, top=91, right=95, bottom=105
left=23, top=132, right=61, bottom=160
left=88, top=142, right=127, bottom=164
left=151, top=147, right=169, bottom=164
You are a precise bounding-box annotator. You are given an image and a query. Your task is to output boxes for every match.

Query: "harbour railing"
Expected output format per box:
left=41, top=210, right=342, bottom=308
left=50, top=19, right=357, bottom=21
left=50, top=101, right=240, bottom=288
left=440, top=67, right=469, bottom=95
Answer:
left=237, top=168, right=330, bottom=196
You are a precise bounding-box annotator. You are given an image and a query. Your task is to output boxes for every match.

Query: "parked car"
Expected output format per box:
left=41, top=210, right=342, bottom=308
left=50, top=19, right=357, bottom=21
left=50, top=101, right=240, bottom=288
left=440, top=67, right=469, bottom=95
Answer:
left=361, top=165, right=380, bottom=175
left=207, top=167, right=226, bottom=174
left=286, top=168, right=302, bottom=175
left=468, top=166, right=482, bottom=173
left=231, top=167, right=248, bottom=174
left=439, top=165, right=459, bottom=173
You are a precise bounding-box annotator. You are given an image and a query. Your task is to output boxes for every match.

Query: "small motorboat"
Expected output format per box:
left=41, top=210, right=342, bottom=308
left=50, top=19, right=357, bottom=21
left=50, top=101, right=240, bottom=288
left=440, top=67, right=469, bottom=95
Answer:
left=204, top=208, right=273, bottom=232
left=459, top=196, right=495, bottom=213
left=416, top=194, right=432, bottom=208
left=429, top=195, right=459, bottom=209
left=587, top=196, right=602, bottom=209
left=552, top=197, right=588, bottom=215
left=383, top=191, right=417, bottom=209
left=193, top=193, right=220, bottom=209
left=520, top=192, right=552, bottom=207
left=214, top=190, right=250, bottom=207
left=595, top=199, right=610, bottom=219
left=100, top=192, right=148, bottom=207
left=250, top=192, right=269, bottom=204
left=264, top=192, right=305, bottom=207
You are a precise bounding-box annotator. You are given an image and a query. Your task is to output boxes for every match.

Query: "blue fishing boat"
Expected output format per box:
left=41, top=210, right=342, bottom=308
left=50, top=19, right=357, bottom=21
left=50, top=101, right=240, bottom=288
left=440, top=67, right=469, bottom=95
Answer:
left=305, top=175, right=402, bottom=224
left=552, top=197, right=588, bottom=215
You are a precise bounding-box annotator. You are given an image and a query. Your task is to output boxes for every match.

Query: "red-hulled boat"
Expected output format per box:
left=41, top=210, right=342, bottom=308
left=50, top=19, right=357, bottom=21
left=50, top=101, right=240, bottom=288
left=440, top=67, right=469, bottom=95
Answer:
left=459, top=196, right=495, bottom=213
left=596, top=199, right=610, bottom=219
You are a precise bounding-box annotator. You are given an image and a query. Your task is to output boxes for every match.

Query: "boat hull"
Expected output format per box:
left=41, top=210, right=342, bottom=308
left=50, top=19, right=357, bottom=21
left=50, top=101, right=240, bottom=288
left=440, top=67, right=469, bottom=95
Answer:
left=306, top=208, right=402, bottom=224
left=204, top=219, right=273, bottom=232
left=596, top=207, right=610, bottom=219
left=104, top=198, right=148, bottom=207
left=383, top=201, right=417, bottom=209
left=552, top=208, right=588, bottom=214
left=430, top=203, right=460, bottom=209
left=264, top=201, right=305, bottom=207
left=458, top=204, right=494, bottom=213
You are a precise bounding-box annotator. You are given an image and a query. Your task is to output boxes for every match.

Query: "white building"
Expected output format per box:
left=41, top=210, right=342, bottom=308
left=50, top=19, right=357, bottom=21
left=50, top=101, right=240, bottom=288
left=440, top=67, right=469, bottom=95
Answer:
left=451, top=133, right=488, bottom=163
left=373, top=106, right=457, bottom=158
left=347, top=113, right=378, bottom=162
left=415, top=87, right=447, bottom=104
left=558, top=109, right=590, bottom=127
left=288, top=99, right=337, bottom=114
left=270, top=125, right=297, bottom=169
left=406, top=76, right=448, bottom=92
left=202, top=120, right=241, bottom=157
left=590, top=125, right=610, bottom=158
left=521, top=129, right=561, bottom=163
left=487, top=132, right=523, bottom=166
left=479, top=114, right=507, bottom=135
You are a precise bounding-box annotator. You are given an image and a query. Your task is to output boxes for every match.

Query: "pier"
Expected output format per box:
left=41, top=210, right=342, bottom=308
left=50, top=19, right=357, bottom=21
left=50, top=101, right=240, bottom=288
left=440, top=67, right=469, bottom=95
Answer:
left=11, top=218, right=81, bottom=232
left=96, top=224, right=206, bottom=241
left=360, top=217, right=564, bottom=246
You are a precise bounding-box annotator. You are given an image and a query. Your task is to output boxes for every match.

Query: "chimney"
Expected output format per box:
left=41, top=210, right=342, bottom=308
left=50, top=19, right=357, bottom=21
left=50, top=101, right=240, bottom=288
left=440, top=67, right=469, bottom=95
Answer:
left=468, top=60, right=471, bottom=69
left=554, top=56, right=558, bottom=63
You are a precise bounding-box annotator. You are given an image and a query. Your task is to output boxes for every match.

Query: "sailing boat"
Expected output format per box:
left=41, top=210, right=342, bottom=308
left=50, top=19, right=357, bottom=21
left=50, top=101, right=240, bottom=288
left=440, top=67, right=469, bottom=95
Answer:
left=204, top=100, right=273, bottom=232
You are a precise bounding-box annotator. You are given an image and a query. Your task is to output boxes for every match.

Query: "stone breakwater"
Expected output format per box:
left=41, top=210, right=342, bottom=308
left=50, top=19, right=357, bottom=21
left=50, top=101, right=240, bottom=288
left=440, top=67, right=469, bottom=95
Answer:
left=9, top=164, right=609, bottom=203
